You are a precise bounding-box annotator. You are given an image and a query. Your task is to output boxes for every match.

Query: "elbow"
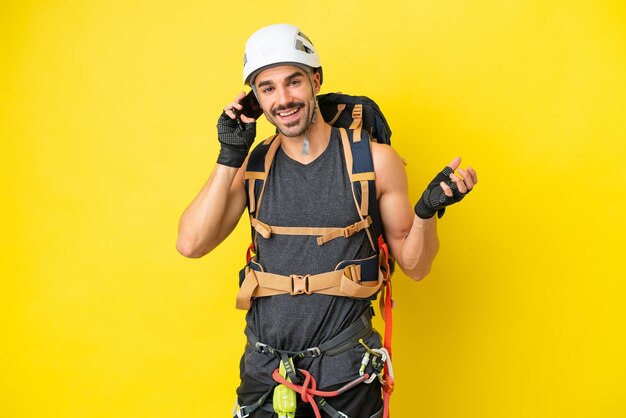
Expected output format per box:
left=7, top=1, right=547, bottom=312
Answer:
left=176, top=237, right=210, bottom=259
left=398, top=249, right=437, bottom=281
left=403, top=264, right=432, bottom=282
left=399, top=235, right=439, bottom=282
left=413, top=266, right=432, bottom=281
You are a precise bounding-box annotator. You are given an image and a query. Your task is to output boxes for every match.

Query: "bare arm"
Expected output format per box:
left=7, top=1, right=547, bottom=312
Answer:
left=374, top=145, right=478, bottom=280
left=176, top=163, right=247, bottom=258
left=372, top=143, right=440, bottom=280
left=176, top=91, right=255, bottom=258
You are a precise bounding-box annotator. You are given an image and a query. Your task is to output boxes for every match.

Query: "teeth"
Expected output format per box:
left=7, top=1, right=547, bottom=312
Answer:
left=279, top=108, right=298, bottom=117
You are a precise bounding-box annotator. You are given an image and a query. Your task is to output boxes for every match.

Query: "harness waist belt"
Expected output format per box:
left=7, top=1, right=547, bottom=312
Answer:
left=236, top=265, right=383, bottom=310
left=245, top=311, right=373, bottom=358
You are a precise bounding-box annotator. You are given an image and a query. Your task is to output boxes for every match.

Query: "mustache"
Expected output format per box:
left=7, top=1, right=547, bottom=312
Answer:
left=271, top=102, right=305, bottom=116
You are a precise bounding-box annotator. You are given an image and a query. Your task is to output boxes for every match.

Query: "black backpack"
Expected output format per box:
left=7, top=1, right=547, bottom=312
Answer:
left=317, top=93, right=392, bottom=145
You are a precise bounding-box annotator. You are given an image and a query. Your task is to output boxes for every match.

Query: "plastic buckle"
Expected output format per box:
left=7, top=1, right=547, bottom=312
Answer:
left=290, top=274, right=311, bottom=295
left=342, top=222, right=359, bottom=238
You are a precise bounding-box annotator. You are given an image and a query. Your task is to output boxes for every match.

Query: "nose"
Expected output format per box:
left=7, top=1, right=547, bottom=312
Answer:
left=276, top=85, right=290, bottom=106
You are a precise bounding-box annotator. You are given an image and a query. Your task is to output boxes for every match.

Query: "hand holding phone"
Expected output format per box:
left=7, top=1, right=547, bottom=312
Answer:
left=216, top=91, right=260, bottom=167
left=235, top=90, right=263, bottom=121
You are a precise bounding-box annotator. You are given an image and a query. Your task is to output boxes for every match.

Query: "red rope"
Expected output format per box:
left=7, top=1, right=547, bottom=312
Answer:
left=271, top=368, right=369, bottom=418
left=378, top=235, right=394, bottom=418
left=246, top=242, right=255, bottom=263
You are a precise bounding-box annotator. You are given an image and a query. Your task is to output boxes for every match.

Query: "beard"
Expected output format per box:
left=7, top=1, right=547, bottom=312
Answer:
left=265, top=99, right=315, bottom=138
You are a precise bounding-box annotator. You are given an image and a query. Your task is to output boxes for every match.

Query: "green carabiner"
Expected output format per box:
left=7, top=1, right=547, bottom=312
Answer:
left=273, top=359, right=297, bottom=418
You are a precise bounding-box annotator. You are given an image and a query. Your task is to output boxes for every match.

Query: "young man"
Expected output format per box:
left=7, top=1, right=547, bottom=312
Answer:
left=177, top=24, right=477, bottom=418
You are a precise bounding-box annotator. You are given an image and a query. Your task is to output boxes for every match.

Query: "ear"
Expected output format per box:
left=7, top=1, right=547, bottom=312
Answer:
left=312, top=71, right=321, bottom=94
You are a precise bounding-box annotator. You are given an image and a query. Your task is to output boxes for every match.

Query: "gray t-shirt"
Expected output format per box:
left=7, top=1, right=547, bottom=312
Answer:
left=242, top=128, right=382, bottom=388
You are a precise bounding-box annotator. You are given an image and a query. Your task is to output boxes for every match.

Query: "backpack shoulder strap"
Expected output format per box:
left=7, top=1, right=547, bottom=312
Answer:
left=244, top=134, right=281, bottom=243
left=338, top=127, right=384, bottom=253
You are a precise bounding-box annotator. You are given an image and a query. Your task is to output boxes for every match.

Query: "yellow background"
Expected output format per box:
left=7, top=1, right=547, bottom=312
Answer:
left=2, top=1, right=625, bottom=417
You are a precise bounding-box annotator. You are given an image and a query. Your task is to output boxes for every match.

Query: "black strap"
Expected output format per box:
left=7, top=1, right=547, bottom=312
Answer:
left=246, top=310, right=373, bottom=359
left=234, top=384, right=275, bottom=418
left=280, top=352, right=300, bottom=384
left=316, top=396, right=350, bottom=418
left=318, top=312, right=372, bottom=356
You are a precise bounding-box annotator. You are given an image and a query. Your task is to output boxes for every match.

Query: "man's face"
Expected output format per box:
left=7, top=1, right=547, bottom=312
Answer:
left=253, top=65, right=320, bottom=138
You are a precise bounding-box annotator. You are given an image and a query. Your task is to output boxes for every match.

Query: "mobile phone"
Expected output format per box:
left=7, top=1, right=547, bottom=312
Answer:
left=238, top=90, right=263, bottom=120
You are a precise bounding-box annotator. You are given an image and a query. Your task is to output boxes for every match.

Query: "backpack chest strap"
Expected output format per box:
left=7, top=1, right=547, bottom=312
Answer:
left=250, top=216, right=372, bottom=245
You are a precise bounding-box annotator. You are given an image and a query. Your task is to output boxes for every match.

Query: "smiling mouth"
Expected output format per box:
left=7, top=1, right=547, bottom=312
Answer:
left=275, top=106, right=301, bottom=119
left=279, top=107, right=299, bottom=116
left=272, top=103, right=304, bottom=120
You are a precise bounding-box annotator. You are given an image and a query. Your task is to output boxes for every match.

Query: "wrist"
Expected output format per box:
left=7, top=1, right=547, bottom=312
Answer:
left=414, top=199, right=436, bottom=219
left=217, top=144, right=248, bottom=168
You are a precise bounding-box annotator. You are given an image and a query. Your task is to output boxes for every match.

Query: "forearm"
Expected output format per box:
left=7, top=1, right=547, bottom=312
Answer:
left=176, top=164, right=241, bottom=258
left=396, top=215, right=440, bottom=281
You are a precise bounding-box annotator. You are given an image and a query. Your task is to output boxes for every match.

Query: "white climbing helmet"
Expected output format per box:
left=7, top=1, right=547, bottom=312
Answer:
left=243, top=23, right=323, bottom=86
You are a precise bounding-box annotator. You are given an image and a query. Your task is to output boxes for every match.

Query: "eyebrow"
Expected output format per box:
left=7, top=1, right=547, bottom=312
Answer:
left=256, top=70, right=306, bottom=89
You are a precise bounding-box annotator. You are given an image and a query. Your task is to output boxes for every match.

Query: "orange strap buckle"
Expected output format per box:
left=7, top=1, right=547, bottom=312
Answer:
left=290, top=274, right=311, bottom=295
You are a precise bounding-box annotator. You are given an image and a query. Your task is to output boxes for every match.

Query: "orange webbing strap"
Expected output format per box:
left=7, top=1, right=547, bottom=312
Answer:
left=235, top=265, right=383, bottom=310
left=245, top=171, right=265, bottom=214
left=244, top=135, right=280, bottom=218
left=351, top=175, right=373, bottom=217
left=327, top=103, right=347, bottom=125
left=349, top=104, right=363, bottom=140
left=339, top=128, right=377, bottom=252
left=316, top=217, right=372, bottom=245
left=249, top=218, right=273, bottom=239
left=245, top=135, right=282, bottom=252
left=350, top=172, right=375, bottom=182
left=254, top=135, right=282, bottom=213
left=249, top=217, right=373, bottom=246
left=377, top=235, right=394, bottom=418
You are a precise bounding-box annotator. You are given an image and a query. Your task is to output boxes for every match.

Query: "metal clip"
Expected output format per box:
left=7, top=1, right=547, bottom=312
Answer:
left=305, top=346, right=322, bottom=358
left=234, top=404, right=250, bottom=418
left=255, top=342, right=272, bottom=354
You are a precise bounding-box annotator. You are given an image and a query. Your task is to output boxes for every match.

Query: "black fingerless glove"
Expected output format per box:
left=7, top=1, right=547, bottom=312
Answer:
left=414, top=166, right=470, bottom=219
left=216, top=111, right=256, bottom=168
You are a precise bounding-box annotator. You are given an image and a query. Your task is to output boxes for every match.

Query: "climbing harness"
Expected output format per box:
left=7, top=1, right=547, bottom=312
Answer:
left=235, top=311, right=391, bottom=418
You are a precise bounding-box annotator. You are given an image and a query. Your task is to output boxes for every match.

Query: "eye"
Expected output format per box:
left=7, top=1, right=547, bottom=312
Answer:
left=289, top=79, right=302, bottom=86
left=261, top=86, right=274, bottom=94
